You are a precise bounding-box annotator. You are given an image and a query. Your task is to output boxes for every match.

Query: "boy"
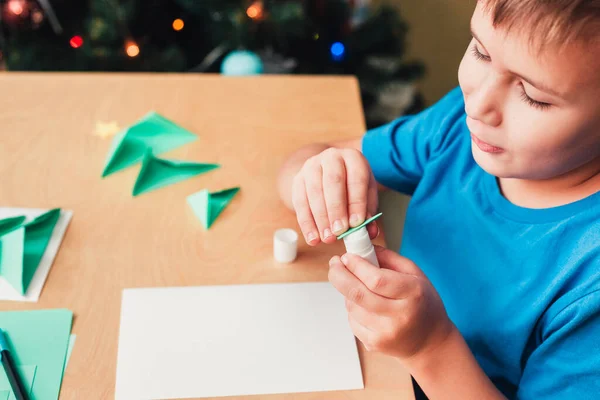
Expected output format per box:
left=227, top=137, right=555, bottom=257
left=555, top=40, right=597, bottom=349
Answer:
left=277, top=1, right=600, bottom=399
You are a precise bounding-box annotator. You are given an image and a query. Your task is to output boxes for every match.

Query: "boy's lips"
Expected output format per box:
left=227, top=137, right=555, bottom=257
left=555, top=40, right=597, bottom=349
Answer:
left=466, top=117, right=505, bottom=153
left=471, top=133, right=505, bottom=153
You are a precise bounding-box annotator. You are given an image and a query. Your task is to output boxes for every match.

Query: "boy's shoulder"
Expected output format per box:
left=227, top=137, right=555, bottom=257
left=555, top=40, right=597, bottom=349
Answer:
left=422, top=86, right=471, bottom=162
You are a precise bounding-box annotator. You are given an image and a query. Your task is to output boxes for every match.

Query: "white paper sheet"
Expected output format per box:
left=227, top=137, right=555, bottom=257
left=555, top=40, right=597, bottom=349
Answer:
left=0, top=207, right=73, bottom=302
left=115, top=282, right=364, bottom=400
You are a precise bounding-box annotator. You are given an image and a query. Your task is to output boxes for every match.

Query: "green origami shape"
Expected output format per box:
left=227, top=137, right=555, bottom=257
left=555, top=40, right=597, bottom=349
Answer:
left=187, top=187, right=240, bottom=229
left=336, top=212, right=383, bottom=240
left=132, top=151, right=220, bottom=197
left=101, top=112, right=198, bottom=177
left=0, top=364, right=37, bottom=400
left=0, top=217, right=26, bottom=237
left=0, top=209, right=61, bottom=295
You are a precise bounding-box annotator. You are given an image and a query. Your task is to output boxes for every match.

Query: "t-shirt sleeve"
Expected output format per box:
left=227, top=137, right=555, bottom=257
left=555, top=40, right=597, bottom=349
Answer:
left=361, top=86, right=465, bottom=195
left=516, top=289, right=600, bottom=399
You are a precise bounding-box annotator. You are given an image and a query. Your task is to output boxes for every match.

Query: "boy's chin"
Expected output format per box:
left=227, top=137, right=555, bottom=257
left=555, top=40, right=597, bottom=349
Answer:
left=471, top=147, right=515, bottom=178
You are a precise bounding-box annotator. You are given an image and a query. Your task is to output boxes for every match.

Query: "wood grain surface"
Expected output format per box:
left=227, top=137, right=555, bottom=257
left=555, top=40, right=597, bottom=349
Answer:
left=0, top=73, right=414, bottom=400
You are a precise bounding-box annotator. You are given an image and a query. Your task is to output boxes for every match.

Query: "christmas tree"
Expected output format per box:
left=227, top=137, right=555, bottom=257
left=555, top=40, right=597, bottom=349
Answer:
left=0, top=0, right=425, bottom=127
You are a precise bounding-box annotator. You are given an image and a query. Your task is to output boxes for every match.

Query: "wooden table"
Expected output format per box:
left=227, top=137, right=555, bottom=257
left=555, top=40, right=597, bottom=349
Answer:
left=0, top=73, right=414, bottom=400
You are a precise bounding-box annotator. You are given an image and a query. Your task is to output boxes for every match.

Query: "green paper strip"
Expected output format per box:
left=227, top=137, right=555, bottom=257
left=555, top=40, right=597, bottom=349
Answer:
left=62, top=334, right=76, bottom=376
left=132, top=151, right=220, bottom=197
left=336, top=212, right=383, bottom=240
left=102, top=111, right=198, bottom=177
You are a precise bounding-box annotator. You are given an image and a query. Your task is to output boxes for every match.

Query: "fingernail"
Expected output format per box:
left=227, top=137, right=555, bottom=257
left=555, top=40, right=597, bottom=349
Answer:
left=341, top=254, right=348, bottom=264
left=307, top=232, right=317, bottom=243
left=350, top=214, right=360, bottom=226
left=329, top=257, right=336, bottom=267
left=323, top=228, right=332, bottom=239
left=332, top=220, right=344, bottom=234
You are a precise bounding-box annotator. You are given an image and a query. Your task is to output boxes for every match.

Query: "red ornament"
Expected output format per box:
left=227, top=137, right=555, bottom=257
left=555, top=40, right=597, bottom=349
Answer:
left=70, top=36, right=84, bottom=49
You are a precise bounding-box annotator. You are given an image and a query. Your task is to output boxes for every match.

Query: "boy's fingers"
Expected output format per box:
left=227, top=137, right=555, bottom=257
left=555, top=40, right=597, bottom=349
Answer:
left=328, top=256, right=389, bottom=313
left=367, top=221, right=379, bottom=240
left=322, top=151, right=349, bottom=236
left=292, top=175, right=320, bottom=245
left=367, top=172, right=379, bottom=218
left=345, top=299, right=378, bottom=327
left=374, top=246, right=423, bottom=276
left=341, top=253, right=412, bottom=300
left=348, top=315, right=374, bottom=351
left=342, top=150, right=370, bottom=227
left=304, top=159, right=334, bottom=243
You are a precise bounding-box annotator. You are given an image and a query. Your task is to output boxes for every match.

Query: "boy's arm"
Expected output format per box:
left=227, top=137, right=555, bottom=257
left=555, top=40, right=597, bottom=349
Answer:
left=407, top=327, right=508, bottom=400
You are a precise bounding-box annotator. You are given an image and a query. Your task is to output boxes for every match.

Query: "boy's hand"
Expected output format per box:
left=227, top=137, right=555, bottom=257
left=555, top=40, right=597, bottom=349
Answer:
left=291, top=148, right=379, bottom=245
left=328, top=246, right=455, bottom=362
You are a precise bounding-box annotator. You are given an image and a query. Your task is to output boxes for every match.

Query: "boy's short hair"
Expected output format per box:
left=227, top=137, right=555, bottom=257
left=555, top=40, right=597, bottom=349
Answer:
left=480, top=0, right=599, bottom=49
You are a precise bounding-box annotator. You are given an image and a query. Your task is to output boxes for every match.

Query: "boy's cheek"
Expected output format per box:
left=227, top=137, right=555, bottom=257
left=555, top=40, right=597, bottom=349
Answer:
left=457, top=48, right=480, bottom=97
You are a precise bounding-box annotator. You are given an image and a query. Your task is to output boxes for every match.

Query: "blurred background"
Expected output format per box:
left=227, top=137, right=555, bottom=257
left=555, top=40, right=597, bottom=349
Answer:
left=0, top=0, right=473, bottom=249
left=0, top=0, right=472, bottom=124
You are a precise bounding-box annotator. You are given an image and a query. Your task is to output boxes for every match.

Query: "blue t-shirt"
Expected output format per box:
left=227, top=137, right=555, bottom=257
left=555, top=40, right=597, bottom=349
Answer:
left=362, top=87, right=600, bottom=399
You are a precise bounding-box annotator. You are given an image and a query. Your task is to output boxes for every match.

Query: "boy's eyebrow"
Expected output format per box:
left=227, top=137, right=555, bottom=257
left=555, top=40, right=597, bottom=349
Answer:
left=517, top=74, right=563, bottom=98
left=470, top=26, right=564, bottom=99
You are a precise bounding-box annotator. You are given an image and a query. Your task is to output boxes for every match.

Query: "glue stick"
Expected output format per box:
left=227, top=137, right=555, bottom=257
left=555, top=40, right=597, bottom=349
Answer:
left=342, top=226, right=379, bottom=267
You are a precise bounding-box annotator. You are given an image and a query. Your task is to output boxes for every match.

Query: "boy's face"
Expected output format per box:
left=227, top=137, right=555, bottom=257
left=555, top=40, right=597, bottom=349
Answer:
left=458, top=3, right=600, bottom=181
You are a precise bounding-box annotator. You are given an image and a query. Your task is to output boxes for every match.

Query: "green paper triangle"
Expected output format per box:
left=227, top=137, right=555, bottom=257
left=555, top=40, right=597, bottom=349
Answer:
left=0, top=227, right=25, bottom=294
left=187, top=187, right=240, bottom=229
left=0, top=216, right=26, bottom=237
left=102, top=112, right=197, bottom=177
left=0, top=209, right=61, bottom=295
left=132, top=151, right=220, bottom=196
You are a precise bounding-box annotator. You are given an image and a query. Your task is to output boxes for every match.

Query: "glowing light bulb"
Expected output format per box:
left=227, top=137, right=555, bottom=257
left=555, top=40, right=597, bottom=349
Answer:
left=246, top=1, right=264, bottom=20
left=7, top=0, right=25, bottom=16
left=32, top=10, right=44, bottom=24
left=330, top=42, right=345, bottom=61
left=125, top=41, right=140, bottom=57
left=70, top=36, right=84, bottom=49
left=172, top=18, right=184, bottom=31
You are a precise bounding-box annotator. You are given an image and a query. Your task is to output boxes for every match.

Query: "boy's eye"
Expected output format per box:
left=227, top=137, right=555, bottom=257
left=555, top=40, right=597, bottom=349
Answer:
left=519, top=84, right=552, bottom=111
left=471, top=43, right=491, bottom=62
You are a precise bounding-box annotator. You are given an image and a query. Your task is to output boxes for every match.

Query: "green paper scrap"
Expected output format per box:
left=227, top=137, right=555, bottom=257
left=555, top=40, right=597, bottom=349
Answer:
left=0, top=309, right=73, bottom=400
left=102, top=112, right=198, bottom=177
left=132, top=151, right=220, bottom=197
left=187, top=187, right=240, bottom=229
left=0, top=390, right=7, bottom=400
left=0, top=365, right=37, bottom=400
left=62, top=335, right=76, bottom=376
left=0, top=209, right=61, bottom=295
left=336, top=212, right=383, bottom=240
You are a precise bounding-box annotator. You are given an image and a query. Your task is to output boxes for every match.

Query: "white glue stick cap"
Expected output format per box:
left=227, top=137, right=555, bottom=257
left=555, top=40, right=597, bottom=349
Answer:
left=342, top=226, right=380, bottom=267
left=273, top=228, right=298, bottom=263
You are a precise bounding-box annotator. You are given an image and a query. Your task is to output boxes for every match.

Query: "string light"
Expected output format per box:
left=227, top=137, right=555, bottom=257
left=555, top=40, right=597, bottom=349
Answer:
left=125, top=40, right=140, bottom=57
left=7, top=0, right=25, bottom=16
left=246, top=1, right=264, bottom=20
left=330, top=42, right=345, bottom=61
left=172, top=18, right=184, bottom=31
left=31, top=9, right=44, bottom=24
left=69, top=36, right=84, bottom=49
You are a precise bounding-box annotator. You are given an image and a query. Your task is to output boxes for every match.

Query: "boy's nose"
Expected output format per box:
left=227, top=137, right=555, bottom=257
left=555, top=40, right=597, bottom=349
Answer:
left=465, top=81, right=503, bottom=128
